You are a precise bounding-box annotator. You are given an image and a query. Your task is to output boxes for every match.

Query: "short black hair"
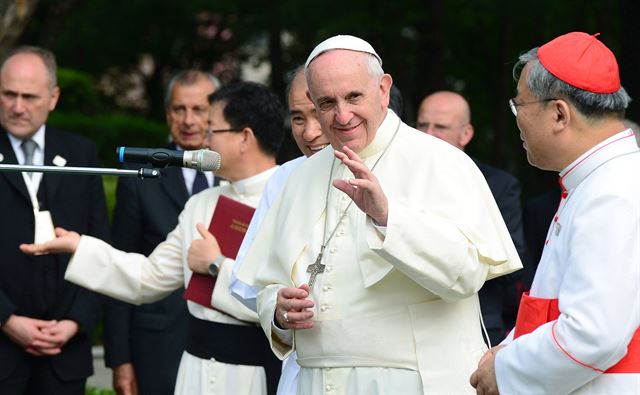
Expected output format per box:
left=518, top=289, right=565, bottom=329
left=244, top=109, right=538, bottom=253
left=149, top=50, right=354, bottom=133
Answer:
left=208, top=82, right=285, bottom=156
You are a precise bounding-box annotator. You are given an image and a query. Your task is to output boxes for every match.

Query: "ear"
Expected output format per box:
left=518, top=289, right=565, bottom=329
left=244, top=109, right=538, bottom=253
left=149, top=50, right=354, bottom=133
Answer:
left=551, top=99, right=571, bottom=133
left=240, top=127, right=254, bottom=153
left=380, top=74, right=393, bottom=108
left=49, top=86, right=60, bottom=111
left=459, top=124, right=474, bottom=148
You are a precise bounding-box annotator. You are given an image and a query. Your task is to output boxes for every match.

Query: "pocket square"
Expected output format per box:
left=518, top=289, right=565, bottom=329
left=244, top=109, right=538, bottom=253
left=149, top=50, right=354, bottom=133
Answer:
left=52, top=155, right=67, bottom=167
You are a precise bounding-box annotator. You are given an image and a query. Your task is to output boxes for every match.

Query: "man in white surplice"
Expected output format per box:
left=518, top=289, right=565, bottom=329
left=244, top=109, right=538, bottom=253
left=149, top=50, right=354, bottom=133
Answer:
left=21, top=82, right=286, bottom=395
left=236, top=35, right=522, bottom=394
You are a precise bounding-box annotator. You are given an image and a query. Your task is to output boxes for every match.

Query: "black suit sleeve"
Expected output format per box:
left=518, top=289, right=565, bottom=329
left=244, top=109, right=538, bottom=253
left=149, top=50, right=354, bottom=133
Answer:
left=493, top=177, right=526, bottom=261
left=102, top=175, right=142, bottom=367
left=65, top=142, right=110, bottom=333
left=0, top=289, right=16, bottom=326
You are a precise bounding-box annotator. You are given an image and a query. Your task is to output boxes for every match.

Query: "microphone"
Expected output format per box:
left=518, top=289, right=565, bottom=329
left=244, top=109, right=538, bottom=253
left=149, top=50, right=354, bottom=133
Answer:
left=116, top=147, right=221, bottom=172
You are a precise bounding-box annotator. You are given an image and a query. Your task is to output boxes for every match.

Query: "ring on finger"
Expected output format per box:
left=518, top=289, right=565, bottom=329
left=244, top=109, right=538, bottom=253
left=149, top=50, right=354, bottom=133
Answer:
left=283, top=311, right=289, bottom=323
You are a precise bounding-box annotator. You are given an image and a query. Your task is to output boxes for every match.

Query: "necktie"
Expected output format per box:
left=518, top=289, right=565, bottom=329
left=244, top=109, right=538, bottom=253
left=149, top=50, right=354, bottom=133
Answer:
left=192, top=171, right=208, bottom=195
left=21, top=139, right=37, bottom=178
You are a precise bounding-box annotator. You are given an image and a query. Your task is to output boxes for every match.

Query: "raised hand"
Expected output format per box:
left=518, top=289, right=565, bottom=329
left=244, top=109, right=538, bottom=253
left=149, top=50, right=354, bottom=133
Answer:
left=19, top=227, right=80, bottom=255
left=332, top=146, right=388, bottom=226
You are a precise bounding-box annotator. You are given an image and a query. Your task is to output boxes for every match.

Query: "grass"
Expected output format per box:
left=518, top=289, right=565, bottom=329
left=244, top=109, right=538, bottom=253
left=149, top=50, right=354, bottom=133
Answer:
left=86, top=387, right=115, bottom=395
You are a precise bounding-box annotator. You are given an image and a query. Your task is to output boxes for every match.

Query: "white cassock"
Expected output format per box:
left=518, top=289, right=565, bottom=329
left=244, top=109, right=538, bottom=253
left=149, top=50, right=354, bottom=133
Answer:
left=495, top=129, right=640, bottom=394
left=65, top=168, right=277, bottom=395
left=231, top=155, right=308, bottom=395
left=237, top=110, right=523, bottom=394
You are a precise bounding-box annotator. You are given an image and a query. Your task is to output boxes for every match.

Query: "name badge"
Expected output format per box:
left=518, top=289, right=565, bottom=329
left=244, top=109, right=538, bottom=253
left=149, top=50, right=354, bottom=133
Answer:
left=34, top=210, right=56, bottom=244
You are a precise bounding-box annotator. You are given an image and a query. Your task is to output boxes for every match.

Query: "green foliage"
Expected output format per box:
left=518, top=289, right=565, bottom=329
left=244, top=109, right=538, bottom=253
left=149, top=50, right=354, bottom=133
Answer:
left=85, top=387, right=115, bottom=395
left=102, top=176, right=118, bottom=221
left=56, top=68, right=107, bottom=114
left=47, top=112, right=168, bottom=167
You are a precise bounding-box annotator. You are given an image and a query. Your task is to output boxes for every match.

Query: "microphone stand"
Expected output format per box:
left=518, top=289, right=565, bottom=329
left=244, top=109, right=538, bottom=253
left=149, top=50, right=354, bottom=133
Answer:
left=0, top=164, right=161, bottom=179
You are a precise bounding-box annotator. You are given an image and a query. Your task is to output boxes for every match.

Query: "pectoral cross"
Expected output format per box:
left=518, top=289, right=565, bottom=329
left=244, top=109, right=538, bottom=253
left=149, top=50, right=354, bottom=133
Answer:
left=307, top=250, right=326, bottom=288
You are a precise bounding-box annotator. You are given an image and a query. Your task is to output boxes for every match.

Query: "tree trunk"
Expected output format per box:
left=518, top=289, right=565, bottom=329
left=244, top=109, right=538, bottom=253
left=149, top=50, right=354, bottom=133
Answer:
left=0, top=0, right=39, bottom=55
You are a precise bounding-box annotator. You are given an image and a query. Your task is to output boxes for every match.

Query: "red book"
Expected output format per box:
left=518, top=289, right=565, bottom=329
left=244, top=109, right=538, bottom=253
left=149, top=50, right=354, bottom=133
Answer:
left=183, top=195, right=255, bottom=308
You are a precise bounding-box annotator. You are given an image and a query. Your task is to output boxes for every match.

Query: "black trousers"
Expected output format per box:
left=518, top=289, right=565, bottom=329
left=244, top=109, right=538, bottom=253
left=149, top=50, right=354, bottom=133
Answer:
left=0, top=355, right=85, bottom=395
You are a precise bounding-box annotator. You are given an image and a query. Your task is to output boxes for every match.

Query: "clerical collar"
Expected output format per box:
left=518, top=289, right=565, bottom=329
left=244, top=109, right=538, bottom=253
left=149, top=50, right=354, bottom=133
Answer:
left=231, top=166, right=278, bottom=197
left=559, top=129, right=638, bottom=191
left=357, top=109, right=397, bottom=159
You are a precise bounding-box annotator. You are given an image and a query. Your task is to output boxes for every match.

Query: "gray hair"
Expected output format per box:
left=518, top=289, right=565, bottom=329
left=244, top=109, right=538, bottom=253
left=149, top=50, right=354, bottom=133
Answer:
left=285, top=64, right=305, bottom=99
left=1, top=46, right=58, bottom=89
left=513, top=48, right=631, bottom=119
left=365, top=53, right=384, bottom=79
left=164, top=69, right=220, bottom=108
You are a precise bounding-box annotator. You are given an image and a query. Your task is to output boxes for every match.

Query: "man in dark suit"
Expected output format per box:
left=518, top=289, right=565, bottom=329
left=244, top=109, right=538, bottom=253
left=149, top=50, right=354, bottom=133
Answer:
left=0, top=46, right=109, bottom=394
left=416, top=91, right=526, bottom=346
left=103, top=70, right=218, bottom=395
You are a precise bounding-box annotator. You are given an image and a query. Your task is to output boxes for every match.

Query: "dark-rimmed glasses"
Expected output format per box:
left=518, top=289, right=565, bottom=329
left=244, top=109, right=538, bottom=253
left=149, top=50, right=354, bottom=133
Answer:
left=205, top=128, right=243, bottom=138
left=509, top=98, right=557, bottom=117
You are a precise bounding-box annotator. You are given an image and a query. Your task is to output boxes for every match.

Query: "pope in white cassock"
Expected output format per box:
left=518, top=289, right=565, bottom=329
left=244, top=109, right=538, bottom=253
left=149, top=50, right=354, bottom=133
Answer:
left=236, top=35, right=522, bottom=394
left=21, top=82, right=286, bottom=395
left=230, top=66, right=330, bottom=395
left=471, top=32, right=640, bottom=395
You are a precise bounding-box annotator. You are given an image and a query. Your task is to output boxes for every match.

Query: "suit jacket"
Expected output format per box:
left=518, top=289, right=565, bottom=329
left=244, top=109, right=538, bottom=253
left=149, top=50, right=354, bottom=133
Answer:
left=103, top=143, right=191, bottom=395
left=473, top=159, right=526, bottom=337
left=0, top=127, right=109, bottom=381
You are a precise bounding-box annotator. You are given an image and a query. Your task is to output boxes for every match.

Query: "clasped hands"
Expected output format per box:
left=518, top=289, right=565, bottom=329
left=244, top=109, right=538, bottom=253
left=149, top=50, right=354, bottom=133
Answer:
left=1, top=315, right=78, bottom=356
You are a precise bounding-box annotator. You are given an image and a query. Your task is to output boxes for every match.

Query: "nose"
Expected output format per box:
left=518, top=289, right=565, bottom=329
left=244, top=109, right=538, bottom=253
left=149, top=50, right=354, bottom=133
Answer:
left=184, top=109, right=195, bottom=125
left=334, top=103, right=353, bottom=125
left=13, top=97, right=25, bottom=113
left=302, top=119, right=322, bottom=142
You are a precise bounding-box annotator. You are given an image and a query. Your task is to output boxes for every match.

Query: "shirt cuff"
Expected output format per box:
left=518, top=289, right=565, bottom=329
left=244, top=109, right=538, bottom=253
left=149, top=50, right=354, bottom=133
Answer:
left=271, top=321, right=293, bottom=346
left=371, top=217, right=387, bottom=236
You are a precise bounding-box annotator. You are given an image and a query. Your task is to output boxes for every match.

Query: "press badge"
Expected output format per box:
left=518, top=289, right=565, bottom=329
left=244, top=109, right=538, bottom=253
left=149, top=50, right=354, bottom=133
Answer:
left=34, top=210, right=56, bottom=244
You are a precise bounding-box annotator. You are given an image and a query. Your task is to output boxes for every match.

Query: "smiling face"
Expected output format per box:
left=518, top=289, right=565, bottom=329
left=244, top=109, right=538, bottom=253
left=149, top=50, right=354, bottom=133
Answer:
left=165, top=77, right=215, bottom=150
left=0, top=53, right=60, bottom=139
left=288, top=70, right=328, bottom=157
left=306, top=50, right=391, bottom=153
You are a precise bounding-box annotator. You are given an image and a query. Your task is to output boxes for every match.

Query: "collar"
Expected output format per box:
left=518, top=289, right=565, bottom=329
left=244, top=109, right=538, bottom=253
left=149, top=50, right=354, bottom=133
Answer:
left=230, top=166, right=279, bottom=197
left=7, top=124, right=46, bottom=153
left=358, top=109, right=398, bottom=159
left=559, top=129, right=638, bottom=191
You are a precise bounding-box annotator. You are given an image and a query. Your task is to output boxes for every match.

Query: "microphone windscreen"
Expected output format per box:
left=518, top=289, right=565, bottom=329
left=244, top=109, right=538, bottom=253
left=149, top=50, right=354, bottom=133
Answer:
left=198, top=150, right=221, bottom=172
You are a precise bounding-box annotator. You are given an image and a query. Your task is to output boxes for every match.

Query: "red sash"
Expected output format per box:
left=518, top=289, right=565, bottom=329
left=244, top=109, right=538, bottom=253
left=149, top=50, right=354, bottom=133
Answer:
left=514, top=292, right=640, bottom=373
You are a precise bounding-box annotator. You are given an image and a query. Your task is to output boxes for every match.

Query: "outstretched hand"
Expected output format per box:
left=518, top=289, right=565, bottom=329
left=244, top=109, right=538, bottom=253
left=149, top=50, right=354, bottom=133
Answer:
left=333, top=146, right=388, bottom=225
left=19, top=227, right=80, bottom=255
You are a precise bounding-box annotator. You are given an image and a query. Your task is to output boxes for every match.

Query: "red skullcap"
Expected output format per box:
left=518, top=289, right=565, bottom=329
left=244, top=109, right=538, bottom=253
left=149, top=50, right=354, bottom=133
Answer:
left=538, top=32, right=620, bottom=94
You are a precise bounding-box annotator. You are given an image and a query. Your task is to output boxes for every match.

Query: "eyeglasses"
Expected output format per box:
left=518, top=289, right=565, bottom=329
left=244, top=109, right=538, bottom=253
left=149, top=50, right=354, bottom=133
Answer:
left=508, top=98, right=557, bottom=116
left=204, top=128, right=243, bottom=138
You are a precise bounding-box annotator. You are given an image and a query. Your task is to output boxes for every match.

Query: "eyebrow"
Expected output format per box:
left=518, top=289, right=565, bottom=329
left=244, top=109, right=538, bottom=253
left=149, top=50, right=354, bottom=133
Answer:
left=289, top=109, right=303, bottom=115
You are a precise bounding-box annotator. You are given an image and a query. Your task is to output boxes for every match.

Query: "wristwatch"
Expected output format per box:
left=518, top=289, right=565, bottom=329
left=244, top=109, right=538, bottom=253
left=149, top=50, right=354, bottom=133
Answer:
left=208, top=254, right=226, bottom=276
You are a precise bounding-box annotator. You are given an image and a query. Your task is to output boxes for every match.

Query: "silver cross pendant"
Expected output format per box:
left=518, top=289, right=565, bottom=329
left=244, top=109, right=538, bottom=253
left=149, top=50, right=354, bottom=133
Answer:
left=306, top=252, right=325, bottom=288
